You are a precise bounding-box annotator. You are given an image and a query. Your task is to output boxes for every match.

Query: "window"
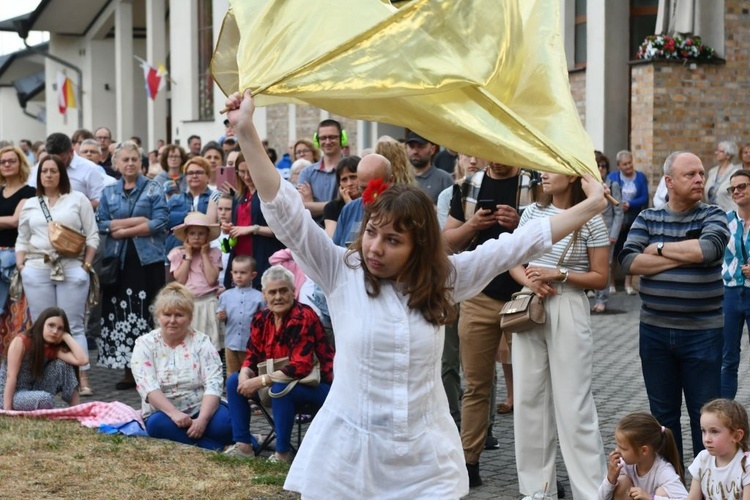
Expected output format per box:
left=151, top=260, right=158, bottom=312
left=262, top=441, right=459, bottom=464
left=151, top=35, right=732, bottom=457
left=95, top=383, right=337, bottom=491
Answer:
left=574, top=0, right=587, bottom=68
left=630, top=0, right=658, bottom=59
left=197, top=0, right=214, bottom=120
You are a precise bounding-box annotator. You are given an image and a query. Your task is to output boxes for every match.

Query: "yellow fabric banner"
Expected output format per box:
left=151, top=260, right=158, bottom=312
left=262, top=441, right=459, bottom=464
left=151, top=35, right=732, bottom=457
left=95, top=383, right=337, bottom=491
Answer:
left=211, top=0, right=599, bottom=178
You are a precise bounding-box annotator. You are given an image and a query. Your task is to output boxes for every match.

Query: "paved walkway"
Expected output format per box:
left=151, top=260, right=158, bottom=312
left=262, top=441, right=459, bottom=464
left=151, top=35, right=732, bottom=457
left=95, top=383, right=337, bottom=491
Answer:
left=82, top=292, right=750, bottom=499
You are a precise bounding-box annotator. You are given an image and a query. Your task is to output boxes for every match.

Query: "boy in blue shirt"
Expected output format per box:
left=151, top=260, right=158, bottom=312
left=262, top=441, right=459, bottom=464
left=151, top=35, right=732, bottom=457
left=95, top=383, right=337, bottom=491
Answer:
left=217, top=255, right=265, bottom=375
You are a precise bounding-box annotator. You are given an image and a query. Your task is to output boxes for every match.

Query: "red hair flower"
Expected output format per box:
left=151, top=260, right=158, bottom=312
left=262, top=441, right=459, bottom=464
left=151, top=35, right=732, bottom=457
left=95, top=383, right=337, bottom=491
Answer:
left=362, top=178, right=390, bottom=205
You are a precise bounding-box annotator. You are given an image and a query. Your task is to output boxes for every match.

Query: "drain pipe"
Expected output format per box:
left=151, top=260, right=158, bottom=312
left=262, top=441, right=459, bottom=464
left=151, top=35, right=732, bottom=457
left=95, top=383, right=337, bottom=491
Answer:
left=21, top=107, right=40, bottom=121
left=23, top=38, right=83, bottom=128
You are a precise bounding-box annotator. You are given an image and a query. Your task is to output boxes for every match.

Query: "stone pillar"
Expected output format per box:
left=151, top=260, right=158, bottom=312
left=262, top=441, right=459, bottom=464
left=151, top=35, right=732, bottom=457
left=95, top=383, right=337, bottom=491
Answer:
left=115, top=0, right=134, bottom=140
left=585, top=0, right=630, bottom=158
left=146, top=0, right=167, bottom=150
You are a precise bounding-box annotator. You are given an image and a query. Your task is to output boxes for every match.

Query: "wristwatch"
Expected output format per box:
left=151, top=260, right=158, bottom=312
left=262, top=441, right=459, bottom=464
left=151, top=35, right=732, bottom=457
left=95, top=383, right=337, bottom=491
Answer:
left=657, top=242, right=664, bottom=256
left=558, top=267, right=569, bottom=283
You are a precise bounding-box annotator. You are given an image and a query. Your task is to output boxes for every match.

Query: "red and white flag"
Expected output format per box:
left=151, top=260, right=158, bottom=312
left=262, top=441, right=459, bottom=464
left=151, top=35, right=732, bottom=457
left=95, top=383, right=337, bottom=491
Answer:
left=136, top=56, right=168, bottom=100
left=57, top=71, right=76, bottom=114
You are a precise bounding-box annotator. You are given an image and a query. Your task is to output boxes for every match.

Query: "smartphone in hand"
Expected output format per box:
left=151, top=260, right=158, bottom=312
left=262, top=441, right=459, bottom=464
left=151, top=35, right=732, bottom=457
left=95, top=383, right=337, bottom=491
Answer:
left=217, top=166, right=238, bottom=191
left=476, top=199, right=498, bottom=212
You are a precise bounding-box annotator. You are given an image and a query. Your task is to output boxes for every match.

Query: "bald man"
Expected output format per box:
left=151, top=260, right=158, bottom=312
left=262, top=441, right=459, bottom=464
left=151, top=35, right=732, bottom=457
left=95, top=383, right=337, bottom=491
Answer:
left=332, top=154, right=392, bottom=247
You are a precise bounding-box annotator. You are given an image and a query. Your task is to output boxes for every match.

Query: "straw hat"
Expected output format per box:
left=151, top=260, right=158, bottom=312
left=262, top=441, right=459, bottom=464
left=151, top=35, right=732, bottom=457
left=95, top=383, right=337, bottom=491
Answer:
left=172, top=212, right=221, bottom=242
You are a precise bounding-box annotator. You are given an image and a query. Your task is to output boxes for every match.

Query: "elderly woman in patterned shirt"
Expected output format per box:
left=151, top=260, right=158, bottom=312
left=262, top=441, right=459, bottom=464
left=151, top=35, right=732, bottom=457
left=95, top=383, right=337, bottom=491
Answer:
left=131, top=282, right=232, bottom=450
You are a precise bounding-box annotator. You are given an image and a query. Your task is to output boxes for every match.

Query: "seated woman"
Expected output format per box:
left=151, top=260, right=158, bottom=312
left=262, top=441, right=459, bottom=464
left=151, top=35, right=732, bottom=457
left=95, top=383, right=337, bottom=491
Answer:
left=130, top=282, right=232, bottom=451
left=1, top=307, right=89, bottom=410
left=225, top=265, right=334, bottom=462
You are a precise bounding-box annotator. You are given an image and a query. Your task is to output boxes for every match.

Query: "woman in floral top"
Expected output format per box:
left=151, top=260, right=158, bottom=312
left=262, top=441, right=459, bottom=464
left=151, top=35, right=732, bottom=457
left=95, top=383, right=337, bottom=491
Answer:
left=131, top=282, right=231, bottom=451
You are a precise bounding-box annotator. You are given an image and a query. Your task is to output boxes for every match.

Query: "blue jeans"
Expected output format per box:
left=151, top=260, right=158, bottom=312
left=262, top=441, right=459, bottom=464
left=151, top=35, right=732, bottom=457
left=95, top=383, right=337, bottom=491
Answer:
left=639, top=323, right=722, bottom=462
left=145, top=402, right=233, bottom=451
left=722, top=286, right=750, bottom=399
left=226, top=372, right=331, bottom=453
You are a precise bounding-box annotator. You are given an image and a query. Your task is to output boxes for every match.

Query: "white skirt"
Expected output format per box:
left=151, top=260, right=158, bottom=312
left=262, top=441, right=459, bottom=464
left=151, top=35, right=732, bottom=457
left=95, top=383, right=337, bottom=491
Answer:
left=191, top=293, right=222, bottom=350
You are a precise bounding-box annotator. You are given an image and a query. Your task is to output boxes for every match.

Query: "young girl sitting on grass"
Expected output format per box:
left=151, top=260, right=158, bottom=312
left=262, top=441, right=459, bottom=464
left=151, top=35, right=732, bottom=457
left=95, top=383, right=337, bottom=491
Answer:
left=687, top=399, right=750, bottom=499
left=0, top=307, right=89, bottom=410
left=599, top=412, right=687, bottom=499
left=168, top=212, right=223, bottom=351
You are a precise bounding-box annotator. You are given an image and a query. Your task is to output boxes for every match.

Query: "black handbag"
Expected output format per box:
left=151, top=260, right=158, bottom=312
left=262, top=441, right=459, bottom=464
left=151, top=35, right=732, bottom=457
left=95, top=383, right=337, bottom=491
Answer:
left=99, top=237, right=120, bottom=286
left=99, top=187, right=144, bottom=286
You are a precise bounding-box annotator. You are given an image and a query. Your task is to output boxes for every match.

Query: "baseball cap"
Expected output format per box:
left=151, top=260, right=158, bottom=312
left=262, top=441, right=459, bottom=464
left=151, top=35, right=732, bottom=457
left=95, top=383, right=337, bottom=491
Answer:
left=405, top=132, right=431, bottom=145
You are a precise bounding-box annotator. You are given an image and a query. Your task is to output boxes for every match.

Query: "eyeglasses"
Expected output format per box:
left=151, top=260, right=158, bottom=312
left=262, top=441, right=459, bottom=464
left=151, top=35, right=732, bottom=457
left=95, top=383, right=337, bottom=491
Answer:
left=295, top=149, right=311, bottom=156
left=185, top=171, right=205, bottom=176
left=727, top=182, right=750, bottom=194
left=0, top=158, right=19, bottom=165
left=167, top=155, right=183, bottom=160
left=318, top=135, right=340, bottom=143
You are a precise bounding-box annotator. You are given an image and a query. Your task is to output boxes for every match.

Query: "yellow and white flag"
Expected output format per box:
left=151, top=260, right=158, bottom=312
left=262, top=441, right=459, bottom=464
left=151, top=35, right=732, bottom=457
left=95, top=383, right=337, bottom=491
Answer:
left=211, top=0, right=598, bottom=177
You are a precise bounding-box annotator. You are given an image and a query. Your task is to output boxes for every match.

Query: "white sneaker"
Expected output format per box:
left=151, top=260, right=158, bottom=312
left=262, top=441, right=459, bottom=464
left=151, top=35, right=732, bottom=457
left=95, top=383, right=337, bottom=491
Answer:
left=586, top=290, right=595, bottom=298
left=625, top=286, right=636, bottom=295
left=223, top=443, right=255, bottom=459
left=609, top=286, right=617, bottom=294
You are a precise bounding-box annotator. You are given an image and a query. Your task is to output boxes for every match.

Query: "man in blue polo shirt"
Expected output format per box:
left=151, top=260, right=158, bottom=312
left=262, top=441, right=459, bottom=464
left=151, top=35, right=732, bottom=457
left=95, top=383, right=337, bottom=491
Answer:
left=297, top=119, right=346, bottom=220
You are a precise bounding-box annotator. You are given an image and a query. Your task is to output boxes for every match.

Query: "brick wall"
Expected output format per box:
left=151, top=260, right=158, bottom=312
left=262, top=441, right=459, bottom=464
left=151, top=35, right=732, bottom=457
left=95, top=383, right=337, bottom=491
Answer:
left=265, top=104, right=289, bottom=158
left=265, top=105, right=361, bottom=157
left=630, top=1, right=750, bottom=192
left=569, top=70, right=587, bottom=126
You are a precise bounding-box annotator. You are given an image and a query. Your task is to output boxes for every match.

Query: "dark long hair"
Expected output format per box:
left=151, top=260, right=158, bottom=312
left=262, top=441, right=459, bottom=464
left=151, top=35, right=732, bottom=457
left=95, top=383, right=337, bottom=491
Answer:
left=617, top=412, right=684, bottom=483
left=25, top=307, right=71, bottom=380
left=536, top=175, right=585, bottom=209
left=334, top=156, right=361, bottom=200
left=36, top=154, right=72, bottom=196
left=345, top=184, right=455, bottom=326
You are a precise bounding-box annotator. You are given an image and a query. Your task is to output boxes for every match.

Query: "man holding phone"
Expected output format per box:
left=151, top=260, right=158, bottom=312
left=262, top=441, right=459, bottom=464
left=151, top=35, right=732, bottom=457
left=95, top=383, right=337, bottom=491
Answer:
left=619, top=151, right=729, bottom=461
left=443, top=158, right=532, bottom=488
left=721, top=168, right=750, bottom=400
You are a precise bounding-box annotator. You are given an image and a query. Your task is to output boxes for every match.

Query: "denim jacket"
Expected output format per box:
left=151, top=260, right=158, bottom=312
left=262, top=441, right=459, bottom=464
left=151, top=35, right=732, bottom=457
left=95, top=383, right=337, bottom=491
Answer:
left=97, top=175, right=169, bottom=267
left=167, top=188, right=213, bottom=230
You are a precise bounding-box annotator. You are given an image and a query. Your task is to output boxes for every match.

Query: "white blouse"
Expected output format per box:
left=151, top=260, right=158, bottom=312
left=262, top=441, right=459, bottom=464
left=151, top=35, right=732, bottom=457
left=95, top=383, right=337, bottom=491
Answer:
left=261, top=180, right=552, bottom=499
left=16, top=191, right=99, bottom=268
left=131, top=328, right=224, bottom=419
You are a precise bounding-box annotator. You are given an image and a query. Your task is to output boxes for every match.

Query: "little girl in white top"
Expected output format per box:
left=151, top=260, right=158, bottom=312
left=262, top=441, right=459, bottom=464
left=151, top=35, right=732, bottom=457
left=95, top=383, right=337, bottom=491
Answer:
left=687, top=398, right=750, bottom=500
left=599, top=412, right=688, bottom=500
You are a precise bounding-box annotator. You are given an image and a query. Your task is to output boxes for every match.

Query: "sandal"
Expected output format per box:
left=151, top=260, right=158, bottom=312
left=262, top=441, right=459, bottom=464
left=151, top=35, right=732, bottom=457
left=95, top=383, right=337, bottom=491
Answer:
left=591, top=303, right=606, bottom=313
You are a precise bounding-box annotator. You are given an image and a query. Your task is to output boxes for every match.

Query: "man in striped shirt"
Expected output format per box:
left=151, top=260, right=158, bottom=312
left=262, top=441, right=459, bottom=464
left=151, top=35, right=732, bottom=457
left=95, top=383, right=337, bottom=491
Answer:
left=619, top=151, right=729, bottom=462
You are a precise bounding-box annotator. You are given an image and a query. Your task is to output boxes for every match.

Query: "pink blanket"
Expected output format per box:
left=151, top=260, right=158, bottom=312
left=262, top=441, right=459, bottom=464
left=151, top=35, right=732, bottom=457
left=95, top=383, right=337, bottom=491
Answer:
left=0, top=401, right=143, bottom=428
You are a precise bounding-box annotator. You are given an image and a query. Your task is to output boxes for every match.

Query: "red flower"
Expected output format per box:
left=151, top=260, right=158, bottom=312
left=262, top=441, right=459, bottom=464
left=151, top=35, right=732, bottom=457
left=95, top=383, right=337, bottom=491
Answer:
left=362, top=178, right=390, bottom=205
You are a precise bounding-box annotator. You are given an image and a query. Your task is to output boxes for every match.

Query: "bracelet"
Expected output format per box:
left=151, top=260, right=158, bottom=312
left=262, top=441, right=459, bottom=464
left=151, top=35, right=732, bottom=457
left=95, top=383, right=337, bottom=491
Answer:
left=184, top=255, right=192, bottom=261
left=83, top=261, right=93, bottom=271
left=252, top=225, right=259, bottom=235
left=261, top=375, right=268, bottom=387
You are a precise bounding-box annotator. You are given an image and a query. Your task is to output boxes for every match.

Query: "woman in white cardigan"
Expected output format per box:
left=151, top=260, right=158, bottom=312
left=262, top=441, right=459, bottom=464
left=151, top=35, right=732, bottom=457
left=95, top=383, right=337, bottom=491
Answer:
left=16, top=154, right=99, bottom=395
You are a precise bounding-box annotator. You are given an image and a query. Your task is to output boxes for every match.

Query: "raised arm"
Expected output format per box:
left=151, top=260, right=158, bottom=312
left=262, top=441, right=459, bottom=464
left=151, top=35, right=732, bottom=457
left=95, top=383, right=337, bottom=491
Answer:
left=225, top=91, right=281, bottom=203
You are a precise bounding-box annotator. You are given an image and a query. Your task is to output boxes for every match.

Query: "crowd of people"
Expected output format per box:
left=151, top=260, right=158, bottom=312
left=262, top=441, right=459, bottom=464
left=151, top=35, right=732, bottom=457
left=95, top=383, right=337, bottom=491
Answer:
left=1, top=106, right=750, bottom=499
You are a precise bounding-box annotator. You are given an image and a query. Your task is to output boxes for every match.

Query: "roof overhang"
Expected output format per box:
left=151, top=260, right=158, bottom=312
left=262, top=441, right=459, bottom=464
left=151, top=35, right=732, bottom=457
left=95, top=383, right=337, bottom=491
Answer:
left=14, top=70, right=45, bottom=107
left=0, top=43, right=48, bottom=86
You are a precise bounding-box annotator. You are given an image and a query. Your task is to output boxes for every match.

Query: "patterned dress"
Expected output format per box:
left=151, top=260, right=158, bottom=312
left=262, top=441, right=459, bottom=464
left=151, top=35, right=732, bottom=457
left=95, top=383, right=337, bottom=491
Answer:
left=97, top=241, right=165, bottom=368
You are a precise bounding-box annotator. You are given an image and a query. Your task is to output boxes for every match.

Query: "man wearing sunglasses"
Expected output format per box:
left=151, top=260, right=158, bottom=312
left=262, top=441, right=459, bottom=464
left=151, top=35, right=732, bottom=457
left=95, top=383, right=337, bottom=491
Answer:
left=619, top=151, right=729, bottom=463
left=720, top=169, right=750, bottom=400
